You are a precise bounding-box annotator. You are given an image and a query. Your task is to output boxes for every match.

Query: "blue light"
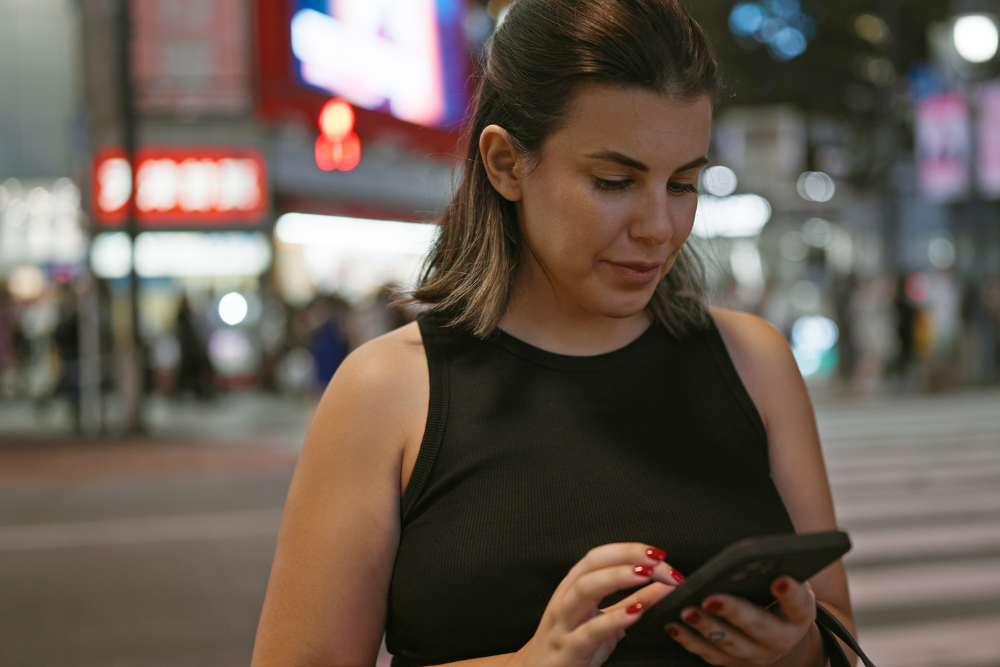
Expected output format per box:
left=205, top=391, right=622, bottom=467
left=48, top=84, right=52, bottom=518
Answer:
left=729, top=3, right=766, bottom=36
left=765, top=0, right=800, bottom=19
left=770, top=27, right=807, bottom=60
left=756, top=18, right=782, bottom=43
left=729, top=0, right=815, bottom=61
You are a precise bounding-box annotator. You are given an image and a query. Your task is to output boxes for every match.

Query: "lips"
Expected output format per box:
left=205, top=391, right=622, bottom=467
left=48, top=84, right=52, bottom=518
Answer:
left=606, top=260, right=664, bottom=286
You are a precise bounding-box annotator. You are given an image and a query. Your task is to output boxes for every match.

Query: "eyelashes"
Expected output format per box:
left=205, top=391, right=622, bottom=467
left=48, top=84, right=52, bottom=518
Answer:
left=594, top=178, right=633, bottom=192
left=593, top=178, right=700, bottom=195
left=669, top=182, right=699, bottom=195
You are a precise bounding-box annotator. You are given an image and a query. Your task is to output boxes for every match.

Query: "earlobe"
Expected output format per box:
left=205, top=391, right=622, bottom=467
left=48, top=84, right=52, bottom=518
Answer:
left=479, top=125, right=524, bottom=202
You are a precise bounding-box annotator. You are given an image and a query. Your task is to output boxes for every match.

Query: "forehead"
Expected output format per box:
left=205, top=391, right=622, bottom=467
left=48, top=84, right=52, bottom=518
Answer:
left=551, top=84, right=712, bottom=167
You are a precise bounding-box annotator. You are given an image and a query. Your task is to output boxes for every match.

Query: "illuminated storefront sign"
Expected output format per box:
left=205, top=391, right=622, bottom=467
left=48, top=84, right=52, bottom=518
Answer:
left=289, top=0, right=467, bottom=128
left=916, top=93, right=971, bottom=203
left=978, top=84, right=1000, bottom=199
left=92, top=147, right=267, bottom=225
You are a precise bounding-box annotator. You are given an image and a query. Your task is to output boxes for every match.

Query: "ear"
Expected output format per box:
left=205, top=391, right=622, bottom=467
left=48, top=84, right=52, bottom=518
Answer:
left=480, top=125, right=524, bottom=202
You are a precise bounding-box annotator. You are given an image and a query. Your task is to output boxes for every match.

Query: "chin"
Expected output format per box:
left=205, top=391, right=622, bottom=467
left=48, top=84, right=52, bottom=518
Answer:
left=586, top=288, right=655, bottom=320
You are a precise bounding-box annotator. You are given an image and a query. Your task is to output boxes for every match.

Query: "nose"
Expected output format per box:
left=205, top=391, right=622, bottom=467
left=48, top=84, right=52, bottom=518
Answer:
left=628, top=186, right=676, bottom=246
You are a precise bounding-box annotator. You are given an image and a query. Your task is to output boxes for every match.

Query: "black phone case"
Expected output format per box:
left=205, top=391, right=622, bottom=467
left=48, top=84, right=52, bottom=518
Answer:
left=625, top=531, right=851, bottom=647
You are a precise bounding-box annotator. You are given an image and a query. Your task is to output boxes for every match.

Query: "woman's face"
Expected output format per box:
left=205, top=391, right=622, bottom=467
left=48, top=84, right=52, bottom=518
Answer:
left=511, top=85, right=712, bottom=320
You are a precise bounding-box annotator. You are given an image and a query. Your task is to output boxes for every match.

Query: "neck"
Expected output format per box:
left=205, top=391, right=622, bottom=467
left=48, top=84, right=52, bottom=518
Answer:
left=498, top=260, right=652, bottom=356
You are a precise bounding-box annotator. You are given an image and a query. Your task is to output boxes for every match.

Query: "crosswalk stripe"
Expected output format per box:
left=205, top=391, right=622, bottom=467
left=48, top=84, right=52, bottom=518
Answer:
left=855, top=614, right=1000, bottom=667
left=811, top=391, right=1000, bottom=666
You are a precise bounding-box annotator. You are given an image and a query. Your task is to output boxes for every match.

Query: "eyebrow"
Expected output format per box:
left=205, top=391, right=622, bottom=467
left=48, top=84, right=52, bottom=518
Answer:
left=585, top=150, right=709, bottom=175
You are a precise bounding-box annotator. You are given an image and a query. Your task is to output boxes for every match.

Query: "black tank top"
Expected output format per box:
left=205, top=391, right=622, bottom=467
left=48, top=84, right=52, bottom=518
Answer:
left=386, top=312, right=795, bottom=667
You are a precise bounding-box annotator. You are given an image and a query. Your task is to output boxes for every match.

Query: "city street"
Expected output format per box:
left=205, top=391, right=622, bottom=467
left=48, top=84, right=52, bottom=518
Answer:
left=1, top=389, right=999, bottom=667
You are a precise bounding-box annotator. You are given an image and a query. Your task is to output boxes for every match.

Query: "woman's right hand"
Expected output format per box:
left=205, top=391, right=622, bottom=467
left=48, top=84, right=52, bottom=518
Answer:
left=512, top=543, right=685, bottom=667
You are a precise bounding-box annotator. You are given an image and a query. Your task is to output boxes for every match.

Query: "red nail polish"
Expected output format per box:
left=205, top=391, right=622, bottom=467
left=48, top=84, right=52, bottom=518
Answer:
left=774, top=578, right=791, bottom=594
left=704, top=599, right=723, bottom=614
left=626, top=602, right=644, bottom=615
left=665, top=625, right=680, bottom=637
left=671, top=569, right=685, bottom=584
left=646, top=548, right=666, bottom=561
left=634, top=565, right=653, bottom=577
left=684, top=610, right=702, bottom=624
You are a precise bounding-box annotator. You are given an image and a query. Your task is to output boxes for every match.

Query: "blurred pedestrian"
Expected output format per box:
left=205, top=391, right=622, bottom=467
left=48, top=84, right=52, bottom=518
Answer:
left=888, top=274, right=918, bottom=384
left=52, top=284, right=80, bottom=430
left=175, top=296, right=214, bottom=399
left=308, top=295, right=348, bottom=388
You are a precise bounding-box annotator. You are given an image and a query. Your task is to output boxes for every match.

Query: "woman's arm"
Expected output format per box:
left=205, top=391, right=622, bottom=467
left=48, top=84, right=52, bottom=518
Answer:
left=712, top=307, right=856, bottom=667
left=251, top=323, right=429, bottom=667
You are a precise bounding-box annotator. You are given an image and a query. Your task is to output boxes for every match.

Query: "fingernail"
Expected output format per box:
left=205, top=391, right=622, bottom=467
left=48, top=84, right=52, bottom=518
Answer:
left=665, top=625, right=680, bottom=637
left=646, top=548, right=666, bottom=561
left=626, top=602, right=644, bottom=615
left=774, top=578, right=791, bottom=594
left=683, top=610, right=701, bottom=624
left=704, top=599, right=723, bottom=614
left=634, top=565, right=653, bottom=577
left=671, top=569, right=685, bottom=584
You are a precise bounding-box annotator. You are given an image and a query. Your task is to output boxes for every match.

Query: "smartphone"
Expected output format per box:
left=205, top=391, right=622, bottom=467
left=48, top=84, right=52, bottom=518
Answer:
left=625, top=531, right=851, bottom=647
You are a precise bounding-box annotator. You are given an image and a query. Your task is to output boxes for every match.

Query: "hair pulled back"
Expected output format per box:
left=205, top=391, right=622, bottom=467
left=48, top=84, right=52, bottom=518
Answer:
left=410, top=0, right=723, bottom=337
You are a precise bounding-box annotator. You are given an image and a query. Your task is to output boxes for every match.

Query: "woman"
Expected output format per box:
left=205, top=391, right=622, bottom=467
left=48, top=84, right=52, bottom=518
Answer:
left=251, top=1, right=855, bottom=666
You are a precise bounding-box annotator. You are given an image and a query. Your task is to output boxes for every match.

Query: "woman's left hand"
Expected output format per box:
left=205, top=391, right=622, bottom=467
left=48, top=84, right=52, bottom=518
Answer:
left=664, top=577, right=820, bottom=667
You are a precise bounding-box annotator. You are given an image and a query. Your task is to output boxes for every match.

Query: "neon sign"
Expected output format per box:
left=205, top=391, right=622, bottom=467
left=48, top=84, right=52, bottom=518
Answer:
left=92, top=147, right=268, bottom=225
left=289, top=0, right=467, bottom=128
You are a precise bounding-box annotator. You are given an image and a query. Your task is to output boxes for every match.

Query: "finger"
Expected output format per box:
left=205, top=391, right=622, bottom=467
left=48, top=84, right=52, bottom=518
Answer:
left=664, top=623, right=728, bottom=666
left=679, top=606, right=761, bottom=663
left=601, top=581, right=675, bottom=613
left=771, top=577, right=817, bottom=626
left=553, top=543, right=667, bottom=604
left=567, top=598, right=647, bottom=658
left=700, top=594, right=788, bottom=646
left=561, top=563, right=671, bottom=627
left=564, top=543, right=667, bottom=584
left=651, top=560, right=687, bottom=586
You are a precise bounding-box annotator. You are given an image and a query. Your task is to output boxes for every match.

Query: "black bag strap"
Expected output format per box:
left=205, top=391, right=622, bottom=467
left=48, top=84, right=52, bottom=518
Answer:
left=816, top=603, right=876, bottom=667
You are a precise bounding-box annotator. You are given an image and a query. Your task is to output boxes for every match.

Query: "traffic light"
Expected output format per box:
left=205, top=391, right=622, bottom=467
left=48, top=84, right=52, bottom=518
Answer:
left=315, top=98, right=361, bottom=171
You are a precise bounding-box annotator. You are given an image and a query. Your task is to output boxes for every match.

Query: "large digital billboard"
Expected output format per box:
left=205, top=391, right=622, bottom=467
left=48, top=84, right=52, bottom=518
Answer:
left=288, top=0, right=468, bottom=129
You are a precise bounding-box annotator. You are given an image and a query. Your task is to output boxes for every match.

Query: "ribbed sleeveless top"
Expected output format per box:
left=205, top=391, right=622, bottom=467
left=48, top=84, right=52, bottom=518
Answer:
left=386, top=312, right=795, bottom=667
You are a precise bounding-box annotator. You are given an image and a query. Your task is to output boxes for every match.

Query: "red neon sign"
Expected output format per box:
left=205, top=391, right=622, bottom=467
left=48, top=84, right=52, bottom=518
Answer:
left=315, top=98, right=361, bottom=172
left=92, top=146, right=268, bottom=226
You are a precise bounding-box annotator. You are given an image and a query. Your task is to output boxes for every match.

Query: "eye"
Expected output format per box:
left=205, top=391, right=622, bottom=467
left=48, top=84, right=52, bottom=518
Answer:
left=668, top=182, right=699, bottom=195
left=594, top=177, right=634, bottom=192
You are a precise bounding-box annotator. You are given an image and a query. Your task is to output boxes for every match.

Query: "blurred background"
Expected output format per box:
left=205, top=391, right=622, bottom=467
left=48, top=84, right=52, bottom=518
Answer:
left=0, top=0, right=998, bottom=665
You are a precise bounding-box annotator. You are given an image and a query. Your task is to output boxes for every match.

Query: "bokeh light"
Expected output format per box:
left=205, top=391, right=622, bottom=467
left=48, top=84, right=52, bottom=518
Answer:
left=797, top=171, right=836, bottom=202
left=904, top=271, right=931, bottom=302
left=953, top=15, right=999, bottom=64
left=728, top=1, right=815, bottom=60
left=701, top=165, right=738, bottom=196
left=218, top=292, right=249, bottom=326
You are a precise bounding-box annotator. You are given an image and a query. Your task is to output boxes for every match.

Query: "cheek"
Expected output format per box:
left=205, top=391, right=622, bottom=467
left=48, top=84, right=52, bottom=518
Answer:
left=521, top=175, right=623, bottom=266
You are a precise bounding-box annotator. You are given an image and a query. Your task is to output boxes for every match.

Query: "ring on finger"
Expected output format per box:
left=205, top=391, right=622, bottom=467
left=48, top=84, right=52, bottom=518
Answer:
left=707, top=630, right=726, bottom=643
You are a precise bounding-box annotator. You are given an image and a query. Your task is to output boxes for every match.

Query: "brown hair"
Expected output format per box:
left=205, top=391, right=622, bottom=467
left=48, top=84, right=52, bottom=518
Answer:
left=410, top=0, right=723, bottom=338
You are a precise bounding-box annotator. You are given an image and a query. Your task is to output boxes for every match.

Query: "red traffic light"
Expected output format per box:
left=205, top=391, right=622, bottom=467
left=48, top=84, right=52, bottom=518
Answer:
left=315, top=98, right=361, bottom=172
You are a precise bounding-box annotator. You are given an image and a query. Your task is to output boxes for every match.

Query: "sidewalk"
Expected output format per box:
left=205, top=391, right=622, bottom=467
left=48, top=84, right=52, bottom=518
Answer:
left=0, top=390, right=318, bottom=450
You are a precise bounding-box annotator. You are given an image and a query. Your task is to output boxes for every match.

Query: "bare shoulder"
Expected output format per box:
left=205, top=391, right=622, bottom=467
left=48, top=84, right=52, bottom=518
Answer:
left=708, top=307, right=801, bottom=431
left=310, top=320, right=428, bottom=453
left=709, top=307, right=791, bottom=366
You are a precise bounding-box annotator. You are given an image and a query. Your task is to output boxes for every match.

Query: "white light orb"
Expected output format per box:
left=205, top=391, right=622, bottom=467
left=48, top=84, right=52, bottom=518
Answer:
left=928, top=237, right=956, bottom=270
left=219, top=292, right=249, bottom=326
left=701, top=165, right=738, bottom=197
left=796, top=171, right=836, bottom=203
left=791, top=316, right=839, bottom=353
left=954, top=15, right=999, bottom=64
